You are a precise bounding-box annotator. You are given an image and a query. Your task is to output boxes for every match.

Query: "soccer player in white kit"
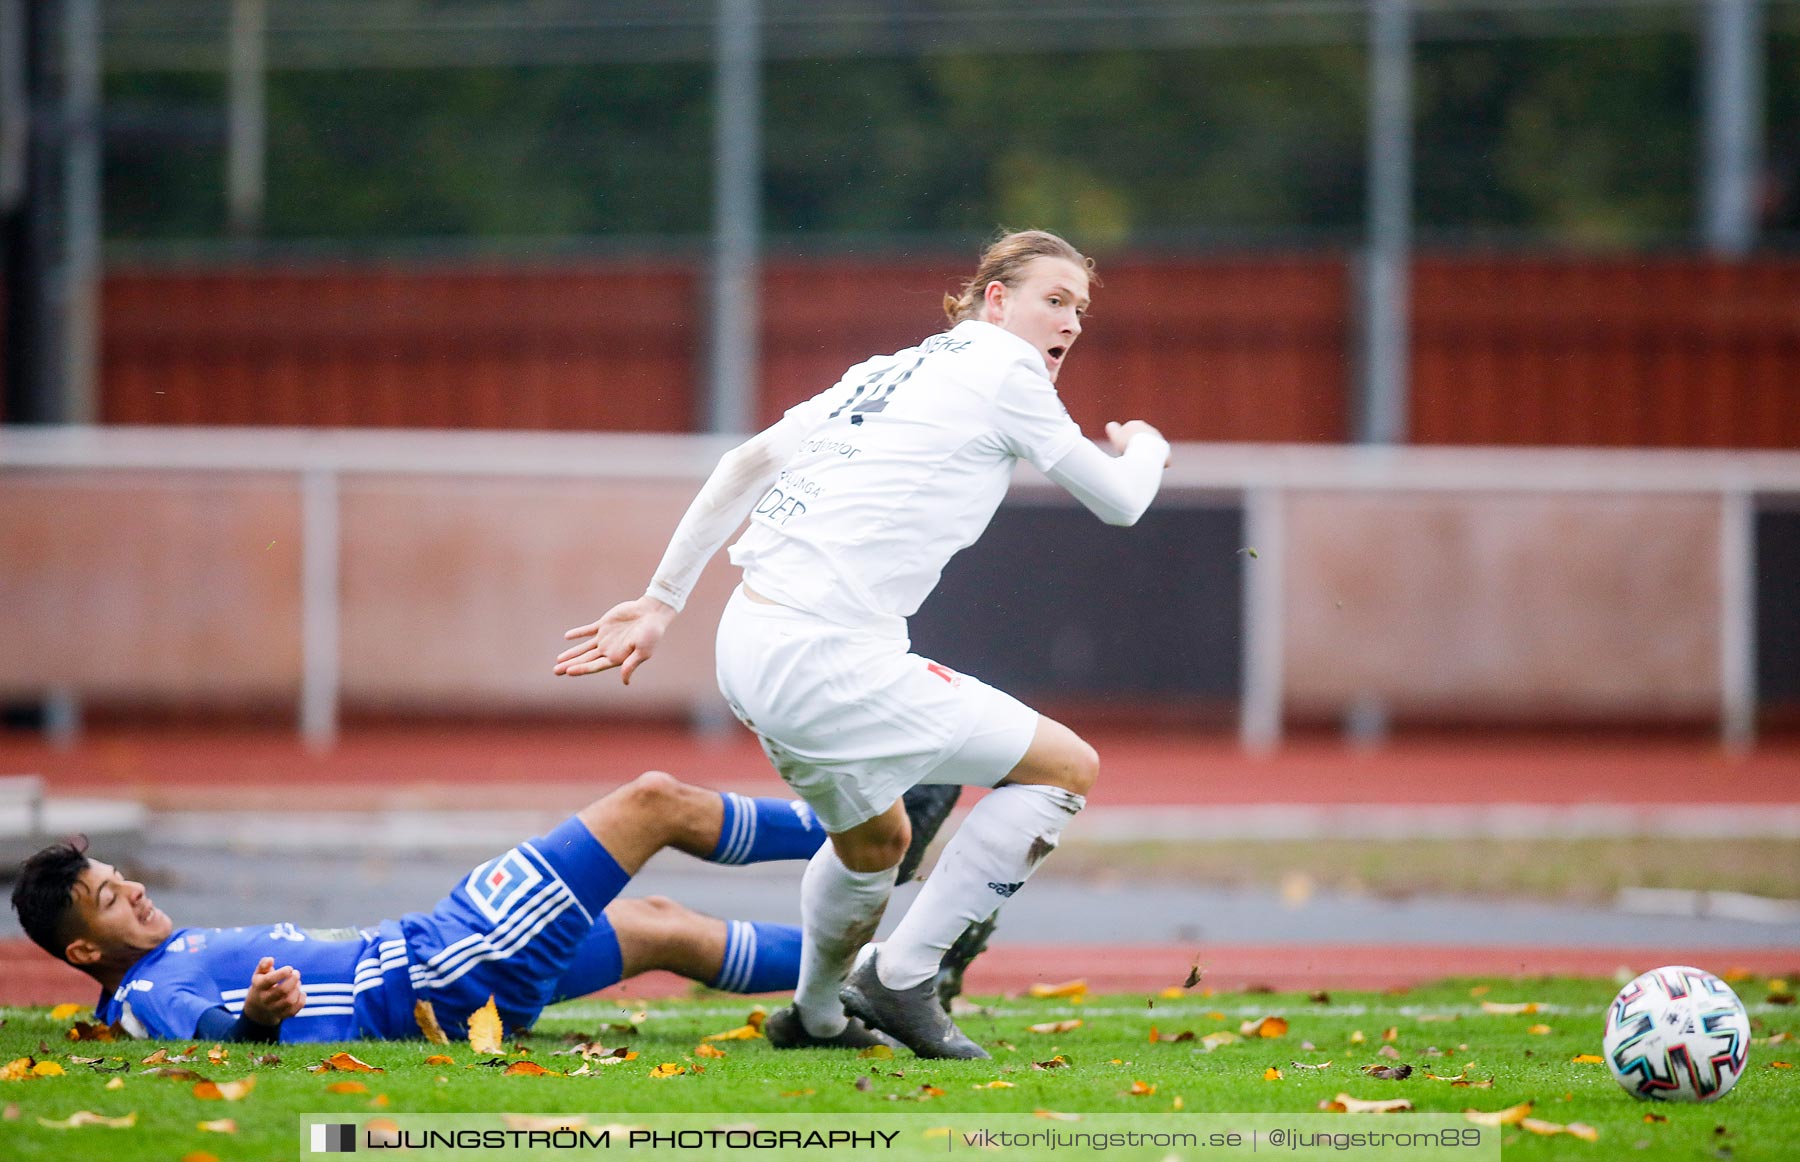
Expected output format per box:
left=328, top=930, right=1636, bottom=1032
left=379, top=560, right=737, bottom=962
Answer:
left=557, top=230, right=1169, bottom=1058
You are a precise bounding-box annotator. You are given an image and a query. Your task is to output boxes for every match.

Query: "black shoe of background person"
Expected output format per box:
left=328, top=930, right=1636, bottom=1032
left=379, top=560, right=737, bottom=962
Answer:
left=934, top=913, right=997, bottom=1010
left=763, top=1006, right=899, bottom=1051
left=840, top=946, right=990, bottom=1060
left=897, top=784, right=962, bottom=885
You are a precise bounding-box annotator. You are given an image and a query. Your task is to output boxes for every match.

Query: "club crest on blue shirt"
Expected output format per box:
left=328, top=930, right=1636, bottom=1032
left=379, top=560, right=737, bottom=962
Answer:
left=464, top=849, right=543, bottom=923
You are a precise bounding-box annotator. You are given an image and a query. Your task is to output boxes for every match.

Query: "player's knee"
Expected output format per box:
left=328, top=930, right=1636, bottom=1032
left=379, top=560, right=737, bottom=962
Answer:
left=833, top=822, right=909, bottom=873
left=605, top=770, right=696, bottom=829
left=636, top=894, right=682, bottom=917
left=608, top=895, right=693, bottom=949
left=1063, top=738, right=1100, bottom=796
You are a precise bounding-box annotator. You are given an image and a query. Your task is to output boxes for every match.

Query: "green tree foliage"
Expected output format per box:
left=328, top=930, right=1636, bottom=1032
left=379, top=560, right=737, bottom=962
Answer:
left=99, top=33, right=1796, bottom=248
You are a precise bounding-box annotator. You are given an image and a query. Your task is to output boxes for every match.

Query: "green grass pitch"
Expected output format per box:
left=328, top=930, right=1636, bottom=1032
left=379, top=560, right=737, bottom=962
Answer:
left=2, top=978, right=1795, bottom=1160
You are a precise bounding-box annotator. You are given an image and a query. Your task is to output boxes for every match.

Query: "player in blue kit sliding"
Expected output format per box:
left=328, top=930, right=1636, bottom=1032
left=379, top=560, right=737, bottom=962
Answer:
left=11, top=772, right=951, bottom=1044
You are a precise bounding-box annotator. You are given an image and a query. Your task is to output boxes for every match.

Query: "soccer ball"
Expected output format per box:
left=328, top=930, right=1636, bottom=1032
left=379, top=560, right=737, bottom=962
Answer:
left=1603, top=965, right=1750, bottom=1102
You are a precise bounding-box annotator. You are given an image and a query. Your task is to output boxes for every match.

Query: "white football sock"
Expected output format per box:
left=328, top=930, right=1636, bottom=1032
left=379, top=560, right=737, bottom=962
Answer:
left=877, top=783, right=1085, bottom=990
left=794, top=843, right=896, bottom=1036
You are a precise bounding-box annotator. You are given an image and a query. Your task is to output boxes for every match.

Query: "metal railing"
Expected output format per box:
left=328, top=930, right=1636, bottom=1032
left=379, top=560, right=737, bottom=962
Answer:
left=5, top=425, right=1798, bottom=750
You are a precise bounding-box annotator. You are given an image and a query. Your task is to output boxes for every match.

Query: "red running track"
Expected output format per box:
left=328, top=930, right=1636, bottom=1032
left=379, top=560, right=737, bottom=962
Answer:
left=1, top=725, right=1796, bottom=811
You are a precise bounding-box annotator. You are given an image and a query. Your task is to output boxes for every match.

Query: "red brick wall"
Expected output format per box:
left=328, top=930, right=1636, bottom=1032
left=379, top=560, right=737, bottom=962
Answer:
left=89, top=254, right=1800, bottom=448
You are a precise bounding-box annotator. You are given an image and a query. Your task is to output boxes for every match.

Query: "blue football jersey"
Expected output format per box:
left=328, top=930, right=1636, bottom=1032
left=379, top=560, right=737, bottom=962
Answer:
left=97, top=921, right=414, bottom=1042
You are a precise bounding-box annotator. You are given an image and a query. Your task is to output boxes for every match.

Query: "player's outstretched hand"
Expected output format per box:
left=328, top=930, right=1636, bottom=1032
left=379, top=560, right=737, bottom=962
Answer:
left=555, top=596, right=676, bottom=685
left=243, top=956, right=306, bottom=1025
left=1105, top=420, right=1170, bottom=466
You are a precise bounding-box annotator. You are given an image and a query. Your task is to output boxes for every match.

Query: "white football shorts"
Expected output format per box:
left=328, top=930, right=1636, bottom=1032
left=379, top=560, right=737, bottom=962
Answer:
left=715, top=585, right=1039, bottom=833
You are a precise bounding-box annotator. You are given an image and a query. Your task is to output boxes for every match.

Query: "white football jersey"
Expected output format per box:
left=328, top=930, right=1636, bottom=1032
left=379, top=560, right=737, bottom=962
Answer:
left=729, top=319, right=1083, bottom=631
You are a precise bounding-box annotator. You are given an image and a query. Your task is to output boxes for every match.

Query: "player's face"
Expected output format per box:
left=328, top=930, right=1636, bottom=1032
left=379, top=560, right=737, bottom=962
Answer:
left=984, top=256, right=1090, bottom=383
left=67, top=860, right=172, bottom=960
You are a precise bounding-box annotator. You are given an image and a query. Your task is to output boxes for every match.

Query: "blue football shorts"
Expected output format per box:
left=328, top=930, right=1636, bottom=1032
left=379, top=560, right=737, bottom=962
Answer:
left=396, top=816, right=631, bottom=1037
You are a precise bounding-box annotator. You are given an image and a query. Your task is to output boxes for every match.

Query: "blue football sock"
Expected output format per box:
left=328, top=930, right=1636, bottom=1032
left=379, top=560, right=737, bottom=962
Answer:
left=710, top=920, right=803, bottom=993
left=708, top=793, right=826, bottom=865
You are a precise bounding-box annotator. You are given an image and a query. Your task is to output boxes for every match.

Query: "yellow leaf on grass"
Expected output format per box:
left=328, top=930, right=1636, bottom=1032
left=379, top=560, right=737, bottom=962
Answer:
left=320, top=1052, right=383, bottom=1073
left=1381, top=1026, right=1398, bottom=1042
left=105, top=1077, right=125, bottom=1091
left=1241, top=1016, right=1289, bottom=1038
left=206, top=1044, right=228, bottom=1066
left=976, top=1080, right=1015, bottom=1089
left=648, top=1063, right=687, bottom=1078
left=193, top=1076, right=256, bottom=1101
left=1571, top=1054, right=1605, bottom=1064
left=424, top=1054, right=453, bottom=1066
left=326, top=1081, right=368, bottom=1094
left=1468, top=985, right=1490, bottom=997
left=858, top=1044, right=895, bottom=1060
left=1463, top=1100, right=1533, bottom=1127
left=1320, top=1093, right=1412, bottom=1114
left=140, top=1049, right=169, bottom=1066
left=1521, top=1117, right=1598, bottom=1140
left=31, top=1061, right=65, bottom=1077
left=67, top=1021, right=120, bottom=1042
left=779, top=1089, right=815, bottom=1098
left=49, top=1004, right=82, bottom=1021
left=1029, top=979, right=1089, bottom=999
left=746, top=1009, right=767, bottom=1032
left=37, top=1110, right=138, bottom=1129
left=196, top=1118, right=237, bottom=1133
left=1643, top=1113, right=1668, bottom=1124
left=468, top=997, right=505, bottom=1055
left=1200, top=1031, right=1239, bottom=1050
left=1264, top=1067, right=1284, bottom=1080
left=414, top=1000, right=451, bottom=1045
left=1028, top=1019, right=1083, bottom=1035
left=0, top=1057, right=34, bottom=1082
left=503, top=1061, right=551, bottom=1076
left=183, top=1152, right=220, bottom=1162
left=1349, top=1031, right=1366, bottom=1045
left=1771, top=1061, right=1794, bottom=1069
left=1128, top=1081, right=1157, bottom=1096
left=1527, top=1024, right=1553, bottom=1036
left=1480, top=1002, right=1540, bottom=1015
left=693, top=1044, right=727, bottom=1059
left=703, top=1024, right=764, bottom=1042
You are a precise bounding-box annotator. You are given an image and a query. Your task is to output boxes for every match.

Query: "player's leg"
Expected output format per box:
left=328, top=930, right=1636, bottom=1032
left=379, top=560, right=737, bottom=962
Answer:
left=549, top=898, right=804, bottom=1003
left=875, top=714, right=1093, bottom=989
left=575, top=770, right=825, bottom=875
left=843, top=684, right=1086, bottom=1058
left=406, top=772, right=817, bottom=1038
left=892, top=783, right=992, bottom=1012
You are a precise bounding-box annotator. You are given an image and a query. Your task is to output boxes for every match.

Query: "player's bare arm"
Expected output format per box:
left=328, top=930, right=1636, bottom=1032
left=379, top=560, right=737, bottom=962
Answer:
left=554, top=415, right=809, bottom=684
left=242, top=955, right=306, bottom=1025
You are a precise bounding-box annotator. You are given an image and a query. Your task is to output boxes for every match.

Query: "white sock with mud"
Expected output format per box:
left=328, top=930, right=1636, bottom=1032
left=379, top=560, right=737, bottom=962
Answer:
left=877, top=783, right=1086, bottom=990
left=794, top=844, right=896, bottom=1036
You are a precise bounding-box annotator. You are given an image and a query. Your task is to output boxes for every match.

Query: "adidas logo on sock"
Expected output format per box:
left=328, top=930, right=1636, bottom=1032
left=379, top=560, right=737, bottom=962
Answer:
left=987, top=881, right=1023, bottom=898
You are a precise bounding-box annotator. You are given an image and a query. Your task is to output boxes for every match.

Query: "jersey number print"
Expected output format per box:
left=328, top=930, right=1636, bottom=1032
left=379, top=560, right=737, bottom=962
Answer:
left=828, top=355, right=926, bottom=425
